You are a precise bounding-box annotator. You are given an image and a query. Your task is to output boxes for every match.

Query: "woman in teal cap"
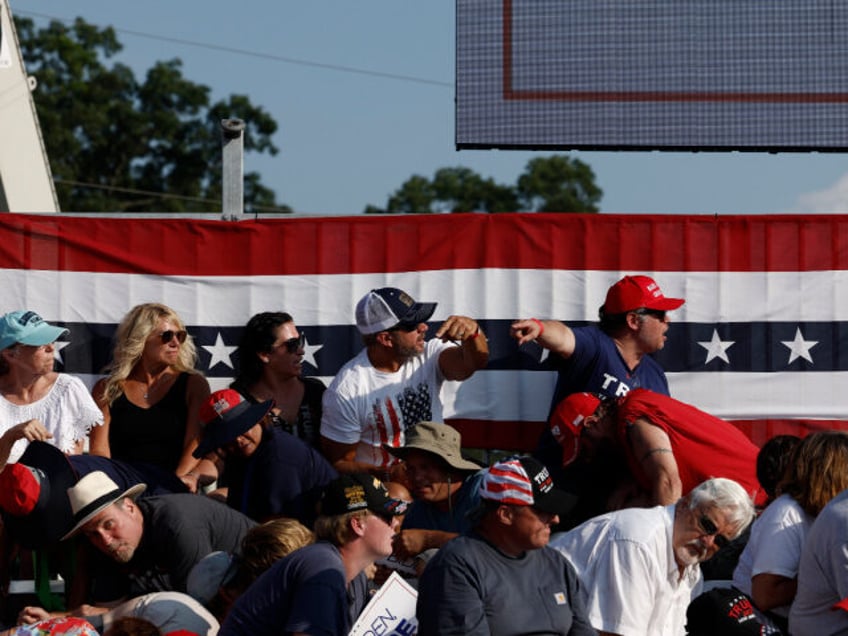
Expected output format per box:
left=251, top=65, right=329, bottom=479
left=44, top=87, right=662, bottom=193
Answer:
left=0, top=310, right=102, bottom=469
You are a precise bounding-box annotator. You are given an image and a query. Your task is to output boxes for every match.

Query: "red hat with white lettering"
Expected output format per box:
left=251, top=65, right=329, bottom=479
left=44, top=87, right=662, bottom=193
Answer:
left=193, top=389, right=273, bottom=458
left=603, top=275, right=684, bottom=314
left=549, top=392, right=601, bottom=467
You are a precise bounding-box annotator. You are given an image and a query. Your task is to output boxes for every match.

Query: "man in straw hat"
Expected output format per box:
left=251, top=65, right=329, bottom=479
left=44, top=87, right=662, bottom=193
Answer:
left=416, top=455, right=595, bottom=635
left=61, top=470, right=255, bottom=602
left=220, top=473, right=407, bottom=636
left=383, top=421, right=483, bottom=560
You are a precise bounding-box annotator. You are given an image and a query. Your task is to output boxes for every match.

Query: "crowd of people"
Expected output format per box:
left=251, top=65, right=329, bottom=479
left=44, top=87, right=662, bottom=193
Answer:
left=0, top=277, right=844, bottom=635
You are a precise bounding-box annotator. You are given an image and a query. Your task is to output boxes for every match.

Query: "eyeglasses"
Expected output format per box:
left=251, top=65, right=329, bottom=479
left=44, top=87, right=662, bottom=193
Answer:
left=160, top=330, right=187, bottom=344
left=635, top=308, right=667, bottom=321
left=272, top=333, right=305, bottom=353
left=697, top=514, right=731, bottom=549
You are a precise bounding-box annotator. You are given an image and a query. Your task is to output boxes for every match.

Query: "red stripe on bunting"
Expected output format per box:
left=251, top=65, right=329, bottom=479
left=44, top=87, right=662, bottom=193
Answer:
left=3, top=213, right=848, bottom=275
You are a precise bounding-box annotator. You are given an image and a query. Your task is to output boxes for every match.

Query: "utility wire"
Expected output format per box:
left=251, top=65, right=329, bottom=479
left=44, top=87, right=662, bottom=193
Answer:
left=15, top=10, right=453, bottom=89
left=54, top=178, right=292, bottom=213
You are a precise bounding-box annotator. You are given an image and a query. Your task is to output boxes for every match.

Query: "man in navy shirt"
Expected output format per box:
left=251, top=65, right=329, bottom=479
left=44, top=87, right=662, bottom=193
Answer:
left=192, top=389, right=337, bottom=526
left=220, top=473, right=407, bottom=636
left=511, top=274, right=685, bottom=525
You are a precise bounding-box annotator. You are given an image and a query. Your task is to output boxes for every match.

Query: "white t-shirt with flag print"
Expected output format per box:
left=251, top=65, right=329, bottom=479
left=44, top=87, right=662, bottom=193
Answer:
left=321, top=338, right=450, bottom=469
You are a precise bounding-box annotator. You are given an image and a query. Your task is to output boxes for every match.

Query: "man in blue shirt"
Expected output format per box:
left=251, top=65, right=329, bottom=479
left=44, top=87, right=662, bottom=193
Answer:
left=192, top=389, right=337, bottom=526
left=220, top=473, right=407, bottom=636
left=511, top=274, right=684, bottom=525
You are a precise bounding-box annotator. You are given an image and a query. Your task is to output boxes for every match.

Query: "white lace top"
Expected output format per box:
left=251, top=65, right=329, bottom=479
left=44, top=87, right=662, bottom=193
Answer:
left=0, top=373, right=103, bottom=462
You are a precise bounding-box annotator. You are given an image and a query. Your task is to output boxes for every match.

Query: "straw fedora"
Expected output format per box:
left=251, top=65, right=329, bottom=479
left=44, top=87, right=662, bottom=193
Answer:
left=384, top=421, right=481, bottom=472
left=61, top=471, right=146, bottom=540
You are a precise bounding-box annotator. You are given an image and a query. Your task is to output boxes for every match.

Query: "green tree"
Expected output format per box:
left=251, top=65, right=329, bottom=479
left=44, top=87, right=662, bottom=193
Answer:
left=517, top=156, right=601, bottom=212
left=366, top=156, right=601, bottom=214
left=15, top=17, right=289, bottom=213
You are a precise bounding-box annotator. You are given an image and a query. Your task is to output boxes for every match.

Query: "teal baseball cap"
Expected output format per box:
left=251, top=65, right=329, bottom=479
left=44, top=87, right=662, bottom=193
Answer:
left=0, top=311, right=68, bottom=351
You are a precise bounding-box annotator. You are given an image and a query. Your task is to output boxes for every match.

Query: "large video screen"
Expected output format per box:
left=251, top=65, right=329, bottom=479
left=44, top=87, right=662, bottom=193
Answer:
left=456, top=1, right=848, bottom=150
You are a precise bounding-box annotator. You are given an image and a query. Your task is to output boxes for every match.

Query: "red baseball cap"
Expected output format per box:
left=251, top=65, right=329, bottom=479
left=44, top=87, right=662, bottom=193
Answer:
left=603, top=275, right=684, bottom=314
left=549, top=392, right=601, bottom=466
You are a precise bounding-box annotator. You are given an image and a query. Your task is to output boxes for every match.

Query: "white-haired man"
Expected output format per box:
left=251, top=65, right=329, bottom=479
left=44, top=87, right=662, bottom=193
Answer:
left=550, top=477, right=755, bottom=636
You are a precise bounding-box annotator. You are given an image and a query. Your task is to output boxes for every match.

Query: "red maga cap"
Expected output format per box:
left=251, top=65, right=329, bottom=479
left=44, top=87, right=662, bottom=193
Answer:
left=0, top=463, right=42, bottom=516
left=603, top=275, right=684, bottom=314
left=549, top=392, right=601, bottom=467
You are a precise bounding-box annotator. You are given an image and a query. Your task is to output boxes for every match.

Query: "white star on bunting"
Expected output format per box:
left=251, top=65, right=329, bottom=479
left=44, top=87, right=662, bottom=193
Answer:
left=697, top=329, right=735, bottom=364
left=53, top=341, right=70, bottom=365
left=203, top=332, right=237, bottom=371
left=301, top=336, right=323, bottom=370
left=781, top=327, right=818, bottom=364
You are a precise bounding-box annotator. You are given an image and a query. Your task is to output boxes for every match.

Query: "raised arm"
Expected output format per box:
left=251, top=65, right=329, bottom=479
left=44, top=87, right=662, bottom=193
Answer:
left=510, top=318, right=576, bottom=358
left=435, top=316, right=489, bottom=381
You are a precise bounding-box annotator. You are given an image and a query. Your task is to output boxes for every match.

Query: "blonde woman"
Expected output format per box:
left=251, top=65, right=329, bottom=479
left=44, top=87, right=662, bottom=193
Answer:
left=90, top=303, right=210, bottom=490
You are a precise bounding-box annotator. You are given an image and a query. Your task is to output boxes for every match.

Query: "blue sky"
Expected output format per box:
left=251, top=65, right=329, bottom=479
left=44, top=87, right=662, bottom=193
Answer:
left=12, top=0, right=848, bottom=216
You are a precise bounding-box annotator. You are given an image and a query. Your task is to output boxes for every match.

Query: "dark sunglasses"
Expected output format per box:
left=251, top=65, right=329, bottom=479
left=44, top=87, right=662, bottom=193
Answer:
left=369, top=510, right=396, bottom=526
left=635, top=308, right=667, bottom=321
left=697, top=514, right=730, bottom=549
left=160, top=330, right=187, bottom=344
left=274, top=333, right=305, bottom=353
left=389, top=322, right=419, bottom=333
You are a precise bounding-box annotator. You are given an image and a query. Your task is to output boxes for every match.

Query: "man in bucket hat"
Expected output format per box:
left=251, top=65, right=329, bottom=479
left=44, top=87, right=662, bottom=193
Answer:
left=220, top=473, right=407, bottom=636
left=190, top=388, right=336, bottom=526
left=61, top=470, right=255, bottom=603
left=416, top=456, right=596, bottom=636
left=321, top=286, right=489, bottom=479
left=383, top=421, right=483, bottom=560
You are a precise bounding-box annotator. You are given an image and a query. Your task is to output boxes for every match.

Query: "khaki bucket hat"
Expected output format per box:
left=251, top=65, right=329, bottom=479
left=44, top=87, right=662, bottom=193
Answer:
left=385, top=421, right=481, bottom=472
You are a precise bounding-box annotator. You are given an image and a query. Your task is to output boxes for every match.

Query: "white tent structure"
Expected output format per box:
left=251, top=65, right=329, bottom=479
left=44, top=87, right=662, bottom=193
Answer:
left=0, top=0, right=58, bottom=212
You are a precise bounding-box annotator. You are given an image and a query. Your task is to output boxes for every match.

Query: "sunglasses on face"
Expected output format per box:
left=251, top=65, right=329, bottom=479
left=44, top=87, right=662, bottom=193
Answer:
left=697, top=514, right=731, bottom=549
left=635, top=308, right=667, bottom=321
left=369, top=510, right=396, bottom=526
left=160, top=330, right=187, bottom=344
left=389, top=322, right=419, bottom=333
left=273, top=333, right=305, bottom=353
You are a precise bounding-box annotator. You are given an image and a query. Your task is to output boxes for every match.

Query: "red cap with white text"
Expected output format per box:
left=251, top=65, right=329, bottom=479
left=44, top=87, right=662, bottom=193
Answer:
left=603, top=275, right=684, bottom=314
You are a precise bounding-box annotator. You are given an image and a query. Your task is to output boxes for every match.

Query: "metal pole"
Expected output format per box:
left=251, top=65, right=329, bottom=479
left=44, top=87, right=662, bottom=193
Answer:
left=220, top=118, right=245, bottom=221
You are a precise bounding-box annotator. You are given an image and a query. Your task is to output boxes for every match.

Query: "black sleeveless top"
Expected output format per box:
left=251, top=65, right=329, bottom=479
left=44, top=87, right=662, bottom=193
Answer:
left=108, top=372, right=189, bottom=471
left=230, top=376, right=325, bottom=449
